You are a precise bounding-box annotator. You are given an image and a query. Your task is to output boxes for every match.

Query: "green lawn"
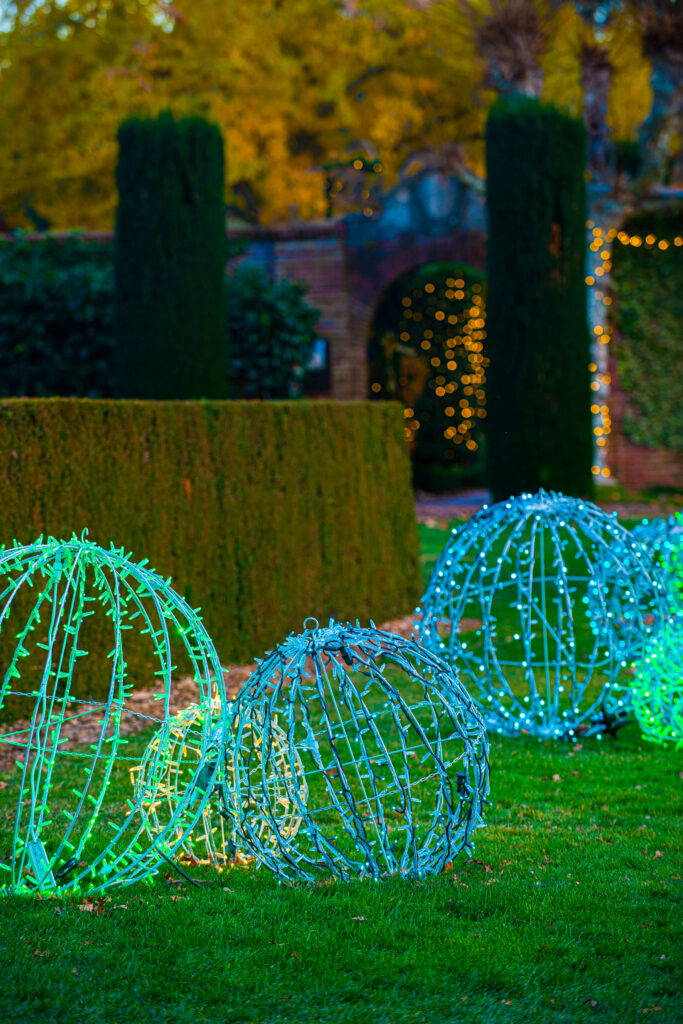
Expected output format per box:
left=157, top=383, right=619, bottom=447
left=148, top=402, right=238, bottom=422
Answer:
left=0, top=521, right=681, bottom=1024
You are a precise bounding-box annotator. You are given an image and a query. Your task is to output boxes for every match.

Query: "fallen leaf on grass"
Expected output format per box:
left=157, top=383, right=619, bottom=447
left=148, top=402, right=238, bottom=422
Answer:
left=552, top=774, right=561, bottom=783
left=642, top=1006, right=662, bottom=1014
left=465, top=859, right=493, bottom=873
left=33, top=950, right=56, bottom=958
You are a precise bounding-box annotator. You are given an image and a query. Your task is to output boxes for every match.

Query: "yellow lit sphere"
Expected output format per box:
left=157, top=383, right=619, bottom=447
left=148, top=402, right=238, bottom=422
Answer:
left=134, top=700, right=305, bottom=871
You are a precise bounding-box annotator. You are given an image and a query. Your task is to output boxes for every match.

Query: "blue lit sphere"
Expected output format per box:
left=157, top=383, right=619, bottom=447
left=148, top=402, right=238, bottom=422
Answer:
left=631, top=621, right=683, bottom=747
left=0, top=535, right=227, bottom=895
left=631, top=513, right=683, bottom=609
left=416, top=490, right=670, bottom=741
left=226, top=619, right=489, bottom=883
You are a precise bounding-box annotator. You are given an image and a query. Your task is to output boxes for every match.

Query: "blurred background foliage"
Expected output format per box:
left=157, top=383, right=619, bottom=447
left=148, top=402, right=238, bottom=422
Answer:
left=0, top=0, right=660, bottom=231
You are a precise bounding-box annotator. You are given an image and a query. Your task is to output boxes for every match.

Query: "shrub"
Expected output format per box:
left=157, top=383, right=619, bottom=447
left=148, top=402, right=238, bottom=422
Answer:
left=226, top=262, right=320, bottom=398
left=485, top=96, right=593, bottom=501
left=115, top=111, right=228, bottom=399
left=0, top=235, right=114, bottom=397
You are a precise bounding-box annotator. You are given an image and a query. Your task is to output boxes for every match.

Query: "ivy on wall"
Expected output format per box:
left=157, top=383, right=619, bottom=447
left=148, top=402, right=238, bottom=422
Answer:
left=611, top=207, right=683, bottom=451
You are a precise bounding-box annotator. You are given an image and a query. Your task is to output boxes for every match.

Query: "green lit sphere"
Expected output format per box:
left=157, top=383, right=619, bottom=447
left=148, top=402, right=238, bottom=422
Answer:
left=0, top=534, right=226, bottom=895
left=632, top=621, right=683, bottom=747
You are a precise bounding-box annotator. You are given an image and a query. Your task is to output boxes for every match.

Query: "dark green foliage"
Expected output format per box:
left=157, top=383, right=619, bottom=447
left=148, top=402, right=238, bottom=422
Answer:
left=226, top=262, right=320, bottom=398
left=0, top=235, right=114, bottom=397
left=614, top=139, right=641, bottom=180
left=369, top=263, right=488, bottom=492
left=114, top=111, right=228, bottom=399
left=0, top=398, right=421, bottom=714
left=485, top=97, right=593, bottom=501
left=611, top=205, right=683, bottom=450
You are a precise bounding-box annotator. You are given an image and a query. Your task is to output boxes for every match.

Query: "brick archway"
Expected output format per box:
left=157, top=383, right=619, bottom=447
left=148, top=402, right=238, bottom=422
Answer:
left=347, top=229, right=487, bottom=399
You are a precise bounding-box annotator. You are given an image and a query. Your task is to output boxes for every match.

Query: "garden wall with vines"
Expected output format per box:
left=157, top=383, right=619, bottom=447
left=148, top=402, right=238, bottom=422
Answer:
left=611, top=206, right=683, bottom=454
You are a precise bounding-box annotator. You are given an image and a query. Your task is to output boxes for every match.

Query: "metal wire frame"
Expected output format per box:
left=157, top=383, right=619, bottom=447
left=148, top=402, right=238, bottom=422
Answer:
left=134, top=698, right=306, bottom=871
left=630, top=513, right=683, bottom=609
left=224, top=620, right=489, bottom=884
left=0, top=534, right=226, bottom=895
left=416, top=490, right=671, bottom=741
left=631, top=619, right=683, bottom=747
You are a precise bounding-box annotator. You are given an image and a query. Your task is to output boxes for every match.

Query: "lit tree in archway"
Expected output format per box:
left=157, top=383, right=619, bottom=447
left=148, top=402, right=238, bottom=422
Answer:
left=369, top=262, right=488, bottom=489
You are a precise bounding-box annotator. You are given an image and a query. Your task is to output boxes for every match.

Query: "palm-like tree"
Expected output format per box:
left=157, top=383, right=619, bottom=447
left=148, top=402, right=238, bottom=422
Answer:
left=461, top=0, right=552, bottom=97
left=579, top=39, right=614, bottom=179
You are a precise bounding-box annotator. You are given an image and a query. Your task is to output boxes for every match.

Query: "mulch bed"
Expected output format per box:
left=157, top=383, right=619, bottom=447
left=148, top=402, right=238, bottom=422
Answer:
left=0, top=615, right=482, bottom=772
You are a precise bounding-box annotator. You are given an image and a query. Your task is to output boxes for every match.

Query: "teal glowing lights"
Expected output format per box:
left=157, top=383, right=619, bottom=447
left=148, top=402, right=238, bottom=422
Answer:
left=0, top=534, right=226, bottom=895
left=416, top=491, right=670, bottom=740
left=226, top=620, right=489, bottom=883
left=632, top=620, right=683, bottom=747
left=631, top=513, right=683, bottom=609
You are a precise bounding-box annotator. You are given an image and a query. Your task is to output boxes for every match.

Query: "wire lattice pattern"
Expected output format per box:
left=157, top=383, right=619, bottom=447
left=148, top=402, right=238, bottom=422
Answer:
left=632, top=620, right=683, bottom=747
left=134, top=699, right=306, bottom=871
left=0, top=535, right=226, bottom=895
left=416, top=491, right=670, bottom=740
left=226, top=620, right=489, bottom=884
left=631, top=513, right=683, bottom=608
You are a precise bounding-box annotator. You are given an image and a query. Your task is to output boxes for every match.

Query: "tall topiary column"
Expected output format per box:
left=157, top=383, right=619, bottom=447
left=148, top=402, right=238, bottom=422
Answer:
left=485, top=96, right=593, bottom=501
left=114, top=111, right=227, bottom=399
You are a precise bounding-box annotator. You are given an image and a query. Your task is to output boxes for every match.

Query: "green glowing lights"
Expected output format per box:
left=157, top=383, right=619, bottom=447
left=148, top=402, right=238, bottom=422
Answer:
left=0, top=534, right=226, bottom=895
left=632, top=620, right=683, bottom=747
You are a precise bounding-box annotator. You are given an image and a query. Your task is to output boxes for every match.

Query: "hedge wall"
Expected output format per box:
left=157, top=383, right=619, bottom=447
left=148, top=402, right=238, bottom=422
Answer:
left=610, top=206, right=683, bottom=451
left=485, top=97, right=593, bottom=501
left=0, top=399, right=420, bottom=720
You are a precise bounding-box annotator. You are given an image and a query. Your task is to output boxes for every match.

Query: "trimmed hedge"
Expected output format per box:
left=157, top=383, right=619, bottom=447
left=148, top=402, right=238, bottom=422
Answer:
left=0, top=399, right=421, bottom=720
left=485, top=97, right=593, bottom=501
left=611, top=206, right=683, bottom=451
left=115, top=112, right=228, bottom=399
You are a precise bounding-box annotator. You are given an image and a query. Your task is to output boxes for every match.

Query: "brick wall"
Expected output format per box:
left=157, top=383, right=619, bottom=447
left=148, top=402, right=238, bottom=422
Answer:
left=229, top=221, right=354, bottom=397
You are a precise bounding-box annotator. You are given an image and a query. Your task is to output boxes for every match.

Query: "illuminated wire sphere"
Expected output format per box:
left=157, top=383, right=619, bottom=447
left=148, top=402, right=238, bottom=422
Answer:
left=416, top=490, right=670, bottom=740
left=631, top=513, right=683, bottom=608
left=631, top=620, right=683, bottom=747
left=134, top=698, right=306, bottom=871
left=0, top=534, right=226, bottom=895
left=227, top=619, right=489, bottom=883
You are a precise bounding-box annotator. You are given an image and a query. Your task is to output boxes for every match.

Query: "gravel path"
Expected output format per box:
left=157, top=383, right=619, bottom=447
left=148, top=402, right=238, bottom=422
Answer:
left=415, top=488, right=682, bottom=525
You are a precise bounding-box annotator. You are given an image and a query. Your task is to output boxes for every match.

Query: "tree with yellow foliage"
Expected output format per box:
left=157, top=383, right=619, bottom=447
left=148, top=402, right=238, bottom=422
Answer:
left=0, top=0, right=670, bottom=230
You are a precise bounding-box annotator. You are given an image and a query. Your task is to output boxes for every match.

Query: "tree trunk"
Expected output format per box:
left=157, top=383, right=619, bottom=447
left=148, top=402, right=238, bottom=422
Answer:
left=638, top=56, right=683, bottom=187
